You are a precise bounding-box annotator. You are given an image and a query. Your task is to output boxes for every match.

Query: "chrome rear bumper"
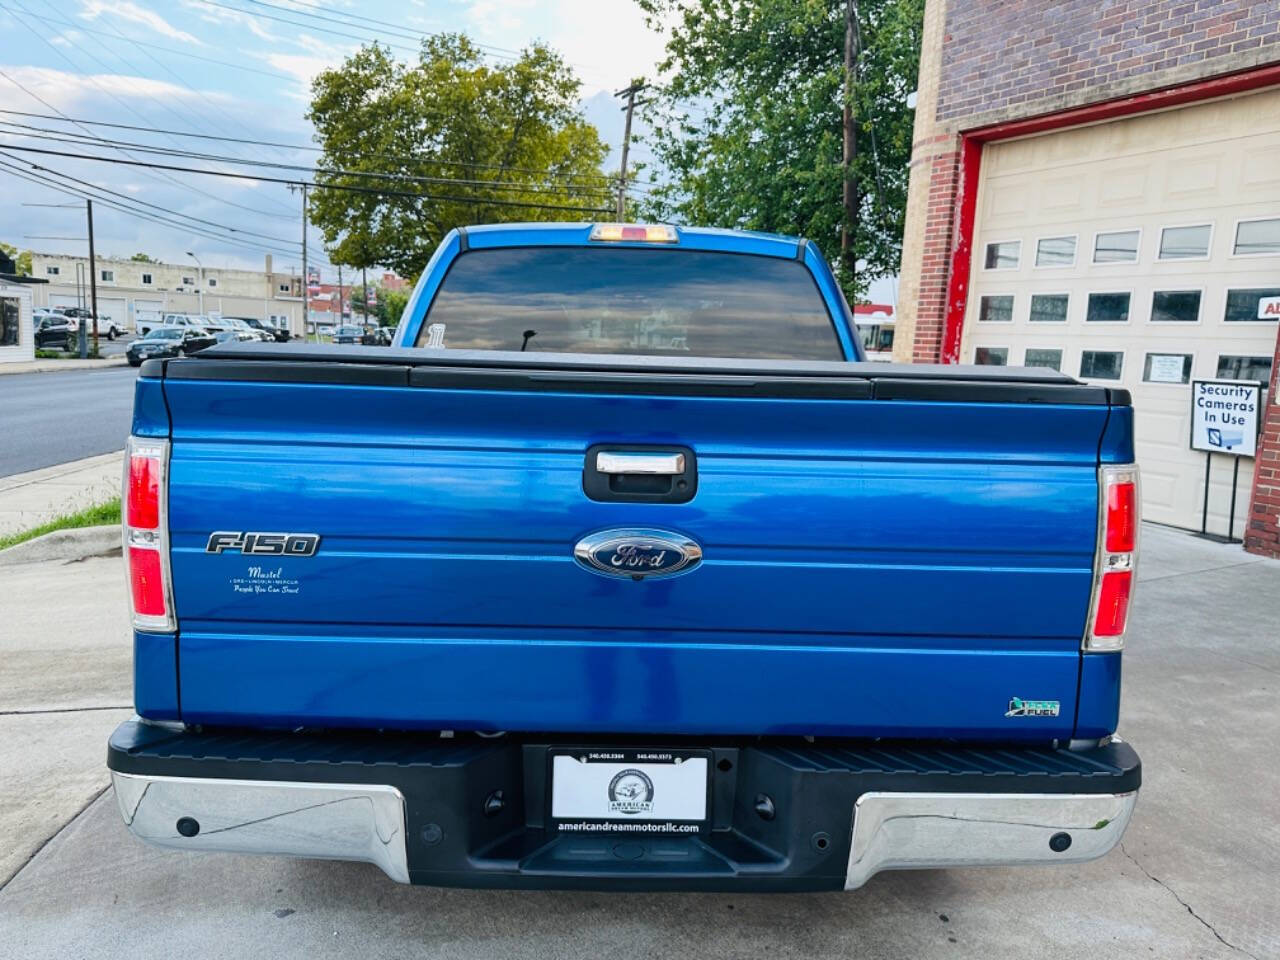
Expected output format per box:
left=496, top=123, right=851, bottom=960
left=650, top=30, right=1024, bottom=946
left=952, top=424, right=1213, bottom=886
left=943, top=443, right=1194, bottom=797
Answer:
left=845, top=790, right=1138, bottom=889
left=111, top=772, right=410, bottom=883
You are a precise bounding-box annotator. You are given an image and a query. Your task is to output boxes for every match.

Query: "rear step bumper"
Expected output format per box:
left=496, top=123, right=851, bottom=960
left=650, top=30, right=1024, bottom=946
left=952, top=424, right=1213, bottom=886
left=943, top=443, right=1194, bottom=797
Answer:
left=107, top=720, right=1140, bottom=892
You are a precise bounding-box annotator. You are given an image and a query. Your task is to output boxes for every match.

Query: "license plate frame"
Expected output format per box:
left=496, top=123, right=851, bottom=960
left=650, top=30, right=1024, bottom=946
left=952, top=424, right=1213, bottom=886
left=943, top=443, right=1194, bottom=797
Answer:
left=548, top=747, right=712, bottom=835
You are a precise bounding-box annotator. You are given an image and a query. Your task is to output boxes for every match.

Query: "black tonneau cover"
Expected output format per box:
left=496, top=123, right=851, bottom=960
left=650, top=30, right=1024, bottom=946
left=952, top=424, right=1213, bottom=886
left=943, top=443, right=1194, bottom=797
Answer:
left=146, top=343, right=1130, bottom=406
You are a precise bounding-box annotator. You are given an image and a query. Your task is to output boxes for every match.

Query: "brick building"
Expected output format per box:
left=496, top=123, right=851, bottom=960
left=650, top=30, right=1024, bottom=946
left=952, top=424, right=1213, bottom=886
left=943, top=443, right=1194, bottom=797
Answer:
left=897, top=0, right=1280, bottom=534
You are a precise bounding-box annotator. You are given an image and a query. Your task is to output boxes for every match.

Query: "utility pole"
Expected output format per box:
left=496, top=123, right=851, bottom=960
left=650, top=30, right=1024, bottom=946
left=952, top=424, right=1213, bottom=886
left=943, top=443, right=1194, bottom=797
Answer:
left=337, top=262, right=344, bottom=329
left=290, top=183, right=310, bottom=341
left=841, top=0, right=857, bottom=277
left=186, top=251, right=204, bottom=317
left=615, top=80, right=646, bottom=220
left=362, top=266, right=368, bottom=325
left=85, top=199, right=98, bottom=358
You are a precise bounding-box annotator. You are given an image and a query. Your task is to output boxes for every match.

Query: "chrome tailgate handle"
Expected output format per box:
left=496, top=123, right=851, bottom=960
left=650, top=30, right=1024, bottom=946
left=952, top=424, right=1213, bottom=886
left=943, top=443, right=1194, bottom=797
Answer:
left=596, top=452, right=686, bottom=475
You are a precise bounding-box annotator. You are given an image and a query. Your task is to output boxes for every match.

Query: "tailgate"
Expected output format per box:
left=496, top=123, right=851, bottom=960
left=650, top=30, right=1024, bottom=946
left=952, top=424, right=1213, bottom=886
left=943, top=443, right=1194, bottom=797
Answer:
left=159, top=352, right=1115, bottom=739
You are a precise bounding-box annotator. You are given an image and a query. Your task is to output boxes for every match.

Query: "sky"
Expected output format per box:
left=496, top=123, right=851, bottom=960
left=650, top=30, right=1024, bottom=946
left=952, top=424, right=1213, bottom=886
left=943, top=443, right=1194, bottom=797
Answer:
left=0, top=0, right=670, bottom=280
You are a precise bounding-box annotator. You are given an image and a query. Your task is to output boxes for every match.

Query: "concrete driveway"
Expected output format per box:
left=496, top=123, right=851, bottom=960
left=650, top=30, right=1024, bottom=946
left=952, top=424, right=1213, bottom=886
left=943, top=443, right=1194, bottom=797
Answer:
left=0, top=525, right=1275, bottom=959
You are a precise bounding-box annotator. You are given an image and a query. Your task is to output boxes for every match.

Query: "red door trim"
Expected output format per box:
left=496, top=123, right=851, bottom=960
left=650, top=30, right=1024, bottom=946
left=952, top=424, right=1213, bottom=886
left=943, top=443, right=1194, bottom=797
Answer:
left=940, top=63, right=1280, bottom=363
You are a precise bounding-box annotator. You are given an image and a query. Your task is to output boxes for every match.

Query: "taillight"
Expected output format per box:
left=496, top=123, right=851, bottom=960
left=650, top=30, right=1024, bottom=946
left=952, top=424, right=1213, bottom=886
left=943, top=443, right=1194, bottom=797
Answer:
left=589, top=223, right=679, bottom=243
left=123, top=436, right=174, bottom=632
left=1087, top=465, right=1139, bottom=651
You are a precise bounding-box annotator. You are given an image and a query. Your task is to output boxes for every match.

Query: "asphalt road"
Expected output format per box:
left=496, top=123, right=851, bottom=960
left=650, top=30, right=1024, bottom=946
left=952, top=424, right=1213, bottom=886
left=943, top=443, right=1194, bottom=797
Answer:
left=0, top=366, right=138, bottom=477
left=0, top=525, right=1277, bottom=958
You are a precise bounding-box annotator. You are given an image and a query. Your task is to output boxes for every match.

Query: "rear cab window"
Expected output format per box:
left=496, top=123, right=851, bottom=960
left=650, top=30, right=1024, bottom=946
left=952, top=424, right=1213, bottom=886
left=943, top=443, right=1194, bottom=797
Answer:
left=416, top=247, right=843, bottom=361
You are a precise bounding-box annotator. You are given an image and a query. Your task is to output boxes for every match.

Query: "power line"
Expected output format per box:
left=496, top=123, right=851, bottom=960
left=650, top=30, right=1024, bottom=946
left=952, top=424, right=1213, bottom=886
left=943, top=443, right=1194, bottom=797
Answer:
left=0, top=122, right=616, bottom=198
left=214, top=0, right=616, bottom=85
left=0, top=156, right=331, bottom=263
left=0, top=108, right=646, bottom=188
left=0, top=142, right=615, bottom=213
left=0, top=1, right=300, bottom=222
left=3, top=6, right=297, bottom=82
left=13, top=158, right=303, bottom=246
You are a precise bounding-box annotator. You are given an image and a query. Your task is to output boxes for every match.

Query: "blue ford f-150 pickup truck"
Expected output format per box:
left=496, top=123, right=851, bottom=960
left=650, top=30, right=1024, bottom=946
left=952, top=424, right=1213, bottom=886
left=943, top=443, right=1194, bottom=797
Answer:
left=108, top=222, right=1141, bottom=892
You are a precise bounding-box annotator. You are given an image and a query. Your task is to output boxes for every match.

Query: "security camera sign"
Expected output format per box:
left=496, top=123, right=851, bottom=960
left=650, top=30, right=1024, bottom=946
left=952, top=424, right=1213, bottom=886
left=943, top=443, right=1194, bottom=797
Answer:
left=1190, top=379, right=1261, bottom=457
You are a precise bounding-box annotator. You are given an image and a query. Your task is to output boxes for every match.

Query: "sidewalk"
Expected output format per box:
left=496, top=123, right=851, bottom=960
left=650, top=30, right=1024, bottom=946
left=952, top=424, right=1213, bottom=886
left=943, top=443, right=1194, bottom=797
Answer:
left=0, top=357, right=128, bottom=376
left=0, top=452, right=122, bottom=537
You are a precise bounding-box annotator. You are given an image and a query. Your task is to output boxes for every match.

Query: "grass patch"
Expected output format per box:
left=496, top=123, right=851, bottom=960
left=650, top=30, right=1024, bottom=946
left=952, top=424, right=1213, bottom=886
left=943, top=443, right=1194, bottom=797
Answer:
left=0, top=498, right=121, bottom=551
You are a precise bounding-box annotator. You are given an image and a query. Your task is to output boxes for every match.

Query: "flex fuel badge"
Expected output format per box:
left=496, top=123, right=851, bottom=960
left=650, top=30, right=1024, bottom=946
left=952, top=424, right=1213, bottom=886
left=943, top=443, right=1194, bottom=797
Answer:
left=1005, top=697, right=1060, bottom=718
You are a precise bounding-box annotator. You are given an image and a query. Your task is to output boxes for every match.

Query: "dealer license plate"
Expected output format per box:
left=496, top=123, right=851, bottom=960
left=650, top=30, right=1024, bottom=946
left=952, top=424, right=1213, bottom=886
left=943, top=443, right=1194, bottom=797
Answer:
left=550, top=749, right=708, bottom=831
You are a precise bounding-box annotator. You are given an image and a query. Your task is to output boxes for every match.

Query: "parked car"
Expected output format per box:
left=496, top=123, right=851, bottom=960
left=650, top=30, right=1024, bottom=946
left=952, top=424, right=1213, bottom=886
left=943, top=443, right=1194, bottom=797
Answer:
left=53, top=305, right=122, bottom=340
left=125, top=325, right=216, bottom=365
left=235, top=317, right=290, bottom=342
left=334, top=324, right=364, bottom=344
left=33, top=308, right=55, bottom=328
left=211, top=330, right=240, bottom=344
left=139, top=313, right=207, bottom=338
left=225, top=318, right=263, bottom=342
left=360, top=326, right=394, bottom=346
left=34, top=314, right=77, bottom=350
left=109, top=222, right=1141, bottom=893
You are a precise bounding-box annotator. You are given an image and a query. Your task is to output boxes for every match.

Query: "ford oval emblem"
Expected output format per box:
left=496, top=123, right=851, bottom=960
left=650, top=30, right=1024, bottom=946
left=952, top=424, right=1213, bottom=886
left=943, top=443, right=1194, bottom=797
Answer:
left=574, top=528, right=702, bottom=580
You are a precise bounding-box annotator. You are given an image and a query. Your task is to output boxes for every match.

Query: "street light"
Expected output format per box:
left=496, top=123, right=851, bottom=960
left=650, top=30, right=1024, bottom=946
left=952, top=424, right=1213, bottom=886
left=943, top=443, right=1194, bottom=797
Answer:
left=186, top=251, right=204, bottom=316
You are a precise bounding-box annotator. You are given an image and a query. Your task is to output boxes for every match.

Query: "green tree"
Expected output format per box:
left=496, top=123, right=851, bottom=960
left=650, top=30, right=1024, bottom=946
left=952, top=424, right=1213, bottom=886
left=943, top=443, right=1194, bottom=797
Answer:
left=636, top=0, right=922, bottom=301
left=0, top=242, right=32, bottom=276
left=308, top=35, right=614, bottom=279
left=129, top=252, right=156, bottom=262
left=350, top=283, right=410, bottom=327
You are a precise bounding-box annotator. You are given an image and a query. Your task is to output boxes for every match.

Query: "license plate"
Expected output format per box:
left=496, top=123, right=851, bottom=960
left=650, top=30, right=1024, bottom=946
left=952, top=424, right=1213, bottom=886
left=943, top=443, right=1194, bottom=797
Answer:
left=550, top=749, right=708, bottom=831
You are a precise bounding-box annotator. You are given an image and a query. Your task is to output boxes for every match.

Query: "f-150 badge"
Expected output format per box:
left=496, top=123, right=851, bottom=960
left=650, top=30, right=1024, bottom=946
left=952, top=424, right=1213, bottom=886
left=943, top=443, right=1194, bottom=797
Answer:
left=206, top=532, right=320, bottom=557
left=574, top=528, right=702, bottom=580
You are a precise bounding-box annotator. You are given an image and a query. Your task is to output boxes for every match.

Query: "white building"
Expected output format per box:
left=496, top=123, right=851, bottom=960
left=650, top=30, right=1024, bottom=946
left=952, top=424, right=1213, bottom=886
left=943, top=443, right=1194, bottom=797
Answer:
left=959, top=90, right=1280, bottom=533
left=0, top=282, right=35, bottom=364
left=28, top=252, right=307, bottom=336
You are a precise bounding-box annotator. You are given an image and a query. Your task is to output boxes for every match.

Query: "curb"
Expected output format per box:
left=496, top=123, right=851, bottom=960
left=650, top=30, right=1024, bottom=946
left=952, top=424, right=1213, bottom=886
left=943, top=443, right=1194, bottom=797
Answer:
left=0, top=357, right=129, bottom=376
left=0, top=524, right=121, bottom=567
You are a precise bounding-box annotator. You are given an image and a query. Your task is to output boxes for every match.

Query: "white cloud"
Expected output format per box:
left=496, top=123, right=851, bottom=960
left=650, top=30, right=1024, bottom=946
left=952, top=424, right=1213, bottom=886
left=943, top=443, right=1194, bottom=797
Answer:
left=181, top=0, right=276, bottom=42
left=79, top=0, right=204, bottom=46
left=0, top=65, right=223, bottom=111
left=458, top=0, right=672, bottom=95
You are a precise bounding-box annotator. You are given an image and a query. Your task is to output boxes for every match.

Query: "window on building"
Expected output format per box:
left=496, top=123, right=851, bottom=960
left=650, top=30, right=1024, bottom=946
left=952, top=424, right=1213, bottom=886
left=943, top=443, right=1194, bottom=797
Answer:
left=978, top=295, right=1014, bottom=323
left=1080, top=350, right=1123, bottom=380
left=100, top=270, right=113, bottom=282
left=1143, top=353, right=1192, bottom=384
left=208, top=277, right=217, bottom=287
left=1035, top=236, right=1076, bottom=267
left=141, top=273, right=152, bottom=285
left=279, top=283, right=290, bottom=292
left=1086, top=292, right=1130, bottom=322
left=1024, top=348, right=1063, bottom=371
left=983, top=240, right=1020, bottom=270
left=1, top=297, right=18, bottom=346
left=1216, top=355, right=1273, bottom=383
left=1224, top=288, right=1280, bottom=322
left=1158, top=224, right=1211, bottom=260
left=46, top=266, right=60, bottom=276
left=974, top=346, right=1008, bottom=366
left=182, top=276, right=194, bottom=286
left=1234, top=217, right=1280, bottom=256
left=1093, top=230, right=1140, bottom=263
left=1029, top=293, right=1069, bottom=323
left=1150, top=289, right=1201, bottom=323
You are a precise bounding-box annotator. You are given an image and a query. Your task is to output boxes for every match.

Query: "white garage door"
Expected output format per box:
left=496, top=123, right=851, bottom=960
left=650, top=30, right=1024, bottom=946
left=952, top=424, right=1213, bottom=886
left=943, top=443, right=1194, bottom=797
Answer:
left=962, top=86, right=1280, bottom=534
left=49, top=294, right=130, bottom=332
left=134, top=299, right=164, bottom=333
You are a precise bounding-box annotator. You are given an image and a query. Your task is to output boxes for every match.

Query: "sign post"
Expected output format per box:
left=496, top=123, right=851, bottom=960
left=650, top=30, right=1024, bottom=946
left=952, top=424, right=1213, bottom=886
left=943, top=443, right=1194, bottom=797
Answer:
left=1189, top=379, right=1262, bottom=542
